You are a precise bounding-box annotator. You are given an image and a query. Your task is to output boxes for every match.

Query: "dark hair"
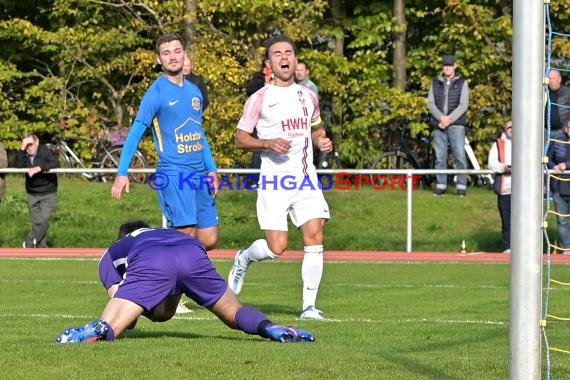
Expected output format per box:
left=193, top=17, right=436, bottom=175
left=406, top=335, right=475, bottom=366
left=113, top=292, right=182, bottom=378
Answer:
left=297, top=59, right=310, bottom=71
left=155, top=33, right=185, bottom=53
left=246, top=72, right=266, bottom=96
left=263, top=35, right=297, bottom=60
left=117, top=220, right=150, bottom=240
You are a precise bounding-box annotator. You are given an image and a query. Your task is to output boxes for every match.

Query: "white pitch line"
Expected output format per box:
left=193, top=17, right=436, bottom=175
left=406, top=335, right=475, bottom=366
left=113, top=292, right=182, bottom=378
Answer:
left=0, top=257, right=513, bottom=265
left=0, top=279, right=99, bottom=285
left=4, top=279, right=569, bottom=294
left=335, top=283, right=509, bottom=290
left=0, top=278, right=510, bottom=289
left=0, top=312, right=507, bottom=326
left=0, top=313, right=99, bottom=319
left=157, top=316, right=510, bottom=326
left=0, top=257, right=99, bottom=262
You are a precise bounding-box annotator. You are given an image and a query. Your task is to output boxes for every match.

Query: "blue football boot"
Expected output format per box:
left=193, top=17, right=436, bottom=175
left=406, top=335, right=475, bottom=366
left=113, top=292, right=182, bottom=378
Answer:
left=265, top=324, right=315, bottom=343
left=55, top=320, right=110, bottom=344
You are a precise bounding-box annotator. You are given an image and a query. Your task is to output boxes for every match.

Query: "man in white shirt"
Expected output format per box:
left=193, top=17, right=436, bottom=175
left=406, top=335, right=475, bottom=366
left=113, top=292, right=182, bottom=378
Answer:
left=228, top=35, right=332, bottom=320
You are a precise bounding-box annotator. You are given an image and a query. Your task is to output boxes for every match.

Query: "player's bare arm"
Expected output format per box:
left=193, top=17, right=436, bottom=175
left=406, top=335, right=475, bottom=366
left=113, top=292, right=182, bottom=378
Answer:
left=311, top=126, right=332, bottom=153
left=236, top=129, right=291, bottom=153
left=111, top=176, right=130, bottom=200
left=207, top=171, right=220, bottom=197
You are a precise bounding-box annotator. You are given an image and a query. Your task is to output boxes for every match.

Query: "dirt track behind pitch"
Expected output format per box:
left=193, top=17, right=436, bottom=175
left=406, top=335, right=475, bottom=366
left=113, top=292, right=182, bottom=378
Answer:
left=1, top=247, right=569, bottom=264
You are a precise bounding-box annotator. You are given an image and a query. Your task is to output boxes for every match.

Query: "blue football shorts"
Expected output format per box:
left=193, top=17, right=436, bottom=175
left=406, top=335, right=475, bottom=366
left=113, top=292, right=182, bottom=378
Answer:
left=156, top=172, right=218, bottom=229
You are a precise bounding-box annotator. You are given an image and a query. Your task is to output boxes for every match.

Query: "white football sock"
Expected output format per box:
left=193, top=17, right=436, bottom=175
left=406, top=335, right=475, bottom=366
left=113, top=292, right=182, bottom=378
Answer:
left=302, top=245, right=324, bottom=310
left=241, top=239, right=277, bottom=264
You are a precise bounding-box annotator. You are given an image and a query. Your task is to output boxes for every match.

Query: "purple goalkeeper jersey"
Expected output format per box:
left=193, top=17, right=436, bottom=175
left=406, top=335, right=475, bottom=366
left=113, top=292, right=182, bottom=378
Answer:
left=98, top=228, right=227, bottom=310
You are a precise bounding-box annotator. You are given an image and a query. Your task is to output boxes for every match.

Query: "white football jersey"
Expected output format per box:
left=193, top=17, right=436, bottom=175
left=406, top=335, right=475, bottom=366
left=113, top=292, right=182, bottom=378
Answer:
left=237, top=83, right=322, bottom=176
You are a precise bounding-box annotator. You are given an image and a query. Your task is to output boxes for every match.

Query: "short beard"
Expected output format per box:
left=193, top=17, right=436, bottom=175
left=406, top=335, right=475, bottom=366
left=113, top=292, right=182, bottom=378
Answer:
left=164, top=68, right=182, bottom=77
left=274, top=73, right=294, bottom=83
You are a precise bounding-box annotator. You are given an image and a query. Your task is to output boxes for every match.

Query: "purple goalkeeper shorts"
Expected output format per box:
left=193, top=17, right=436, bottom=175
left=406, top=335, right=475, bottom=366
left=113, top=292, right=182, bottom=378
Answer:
left=113, top=244, right=227, bottom=311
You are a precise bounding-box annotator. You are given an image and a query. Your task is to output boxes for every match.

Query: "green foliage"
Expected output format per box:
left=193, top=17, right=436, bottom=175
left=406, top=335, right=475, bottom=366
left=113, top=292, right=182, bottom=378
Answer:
left=548, top=1, right=570, bottom=68
left=0, top=1, right=563, bottom=167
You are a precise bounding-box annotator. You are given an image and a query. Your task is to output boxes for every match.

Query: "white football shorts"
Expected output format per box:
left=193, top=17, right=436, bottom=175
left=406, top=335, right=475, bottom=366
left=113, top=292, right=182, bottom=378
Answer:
left=255, top=173, right=330, bottom=231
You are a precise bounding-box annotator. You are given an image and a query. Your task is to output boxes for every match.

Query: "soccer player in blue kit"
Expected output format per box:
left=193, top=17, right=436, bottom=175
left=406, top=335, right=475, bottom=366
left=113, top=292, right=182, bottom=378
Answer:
left=111, top=33, right=219, bottom=250
left=55, top=221, right=315, bottom=344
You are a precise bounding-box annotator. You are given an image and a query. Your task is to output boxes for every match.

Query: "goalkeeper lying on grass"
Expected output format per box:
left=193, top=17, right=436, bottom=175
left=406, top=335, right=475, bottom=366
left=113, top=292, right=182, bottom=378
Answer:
left=55, top=220, right=314, bottom=344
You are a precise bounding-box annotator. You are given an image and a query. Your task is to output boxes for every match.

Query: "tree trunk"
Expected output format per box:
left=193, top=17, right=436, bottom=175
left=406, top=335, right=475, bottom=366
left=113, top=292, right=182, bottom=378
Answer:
left=329, top=0, right=345, bottom=56
left=184, top=0, right=196, bottom=50
left=329, top=0, right=346, bottom=141
left=393, top=0, right=407, bottom=89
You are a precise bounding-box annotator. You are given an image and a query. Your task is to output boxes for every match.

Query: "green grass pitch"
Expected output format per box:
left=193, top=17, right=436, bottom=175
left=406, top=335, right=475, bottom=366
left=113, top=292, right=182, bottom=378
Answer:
left=2, top=258, right=570, bottom=379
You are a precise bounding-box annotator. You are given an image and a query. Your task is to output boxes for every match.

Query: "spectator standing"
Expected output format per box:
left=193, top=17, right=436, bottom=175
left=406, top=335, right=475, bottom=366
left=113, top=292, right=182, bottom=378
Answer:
left=183, top=53, right=209, bottom=111
left=15, top=134, right=59, bottom=248
left=127, top=105, right=136, bottom=126
left=427, top=54, right=470, bottom=197
left=547, top=119, right=570, bottom=252
left=488, top=120, right=512, bottom=254
left=546, top=69, right=570, bottom=132
left=0, top=141, right=7, bottom=203
left=295, top=59, right=318, bottom=96
left=111, top=33, right=219, bottom=250
left=228, top=35, right=333, bottom=320
left=295, top=60, right=322, bottom=168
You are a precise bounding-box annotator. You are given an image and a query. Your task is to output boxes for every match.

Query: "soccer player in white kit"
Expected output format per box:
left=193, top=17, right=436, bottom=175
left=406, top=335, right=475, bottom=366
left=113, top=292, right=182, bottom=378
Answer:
left=228, top=35, right=333, bottom=320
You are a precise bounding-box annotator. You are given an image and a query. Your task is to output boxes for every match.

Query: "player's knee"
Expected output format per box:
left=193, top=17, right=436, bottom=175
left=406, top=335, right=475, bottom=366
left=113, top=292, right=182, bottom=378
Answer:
left=147, top=310, right=174, bottom=322
left=301, top=222, right=325, bottom=244
left=267, top=243, right=287, bottom=256
left=303, top=229, right=324, bottom=244
left=203, top=239, right=218, bottom=250
left=126, top=318, right=138, bottom=330
left=198, top=229, right=219, bottom=250
left=144, top=296, right=178, bottom=322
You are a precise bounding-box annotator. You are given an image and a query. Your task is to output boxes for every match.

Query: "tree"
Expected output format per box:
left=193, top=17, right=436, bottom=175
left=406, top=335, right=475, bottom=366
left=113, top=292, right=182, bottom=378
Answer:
left=393, top=0, right=407, bottom=89
left=0, top=0, right=564, bottom=169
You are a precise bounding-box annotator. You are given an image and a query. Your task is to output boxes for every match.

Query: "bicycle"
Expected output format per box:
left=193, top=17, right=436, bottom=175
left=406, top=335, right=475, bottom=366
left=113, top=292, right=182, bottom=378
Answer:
left=46, top=122, right=147, bottom=183
left=315, top=148, right=344, bottom=171
left=314, top=126, right=347, bottom=188
left=367, top=120, right=431, bottom=187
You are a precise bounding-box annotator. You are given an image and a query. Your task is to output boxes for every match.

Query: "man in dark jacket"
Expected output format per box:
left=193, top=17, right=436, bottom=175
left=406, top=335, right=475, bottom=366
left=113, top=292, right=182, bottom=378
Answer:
left=546, top=69, right=570, bottom=132
left=547, top=120, right=570, bottom=251
left=15, top=134, right=59, bottom=248
left=183, top=53, right=209, bottom=111
left=0, top=141, right=7, bottom=203
left=428, top=54, right=470, bottom=197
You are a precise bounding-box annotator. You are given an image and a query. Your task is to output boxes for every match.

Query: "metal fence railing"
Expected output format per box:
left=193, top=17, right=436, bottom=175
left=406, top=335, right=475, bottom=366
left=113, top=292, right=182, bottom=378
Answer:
left=0, top=167, right=500, bottom=252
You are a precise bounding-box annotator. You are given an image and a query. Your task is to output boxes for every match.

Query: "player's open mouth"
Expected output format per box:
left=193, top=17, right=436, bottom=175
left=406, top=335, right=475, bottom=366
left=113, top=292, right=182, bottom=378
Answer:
left=281, top=63, right=289, bottom=69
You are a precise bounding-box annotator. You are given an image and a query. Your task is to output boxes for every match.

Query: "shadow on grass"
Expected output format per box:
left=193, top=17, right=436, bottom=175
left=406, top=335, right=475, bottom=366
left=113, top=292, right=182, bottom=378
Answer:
left=123, top=325, right=296, bottom=344
left=184, top=298, right=299, bottom=317
left=124, top=329, right=266, bottom=343
left=125, top=330, right=204, bottom=340
left=179, top=300, right=298, bottom=318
